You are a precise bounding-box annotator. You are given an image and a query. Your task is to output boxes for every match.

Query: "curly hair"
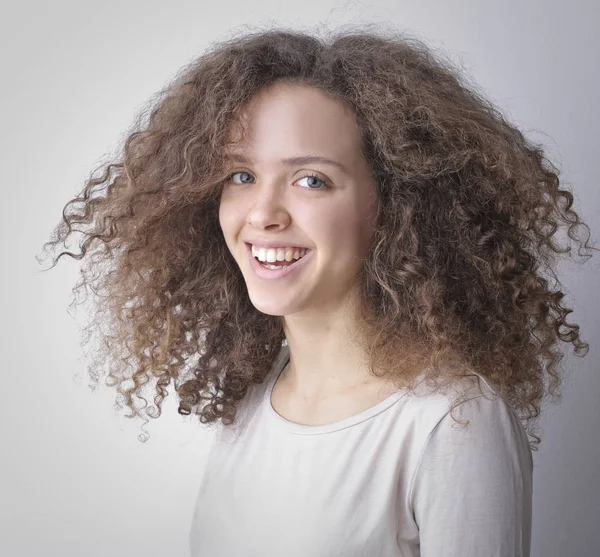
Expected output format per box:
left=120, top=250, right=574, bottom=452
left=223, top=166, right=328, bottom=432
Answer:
left=38, top=25, right=596, bottom=448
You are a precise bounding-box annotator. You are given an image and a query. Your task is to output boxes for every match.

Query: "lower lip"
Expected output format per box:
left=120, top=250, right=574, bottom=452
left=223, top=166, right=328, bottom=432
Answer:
left=246, top=243, right=313, bottom=280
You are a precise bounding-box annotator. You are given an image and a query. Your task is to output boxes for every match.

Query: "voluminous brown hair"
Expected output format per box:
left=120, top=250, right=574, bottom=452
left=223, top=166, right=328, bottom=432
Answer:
left=39, top=25, right=596, bottom=447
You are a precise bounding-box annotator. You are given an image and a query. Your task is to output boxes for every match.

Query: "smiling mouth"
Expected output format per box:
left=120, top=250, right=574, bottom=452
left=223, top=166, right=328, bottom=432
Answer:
left=245, top=242, right=314, bottom=278
left=246, top=243, right=311, bottom=266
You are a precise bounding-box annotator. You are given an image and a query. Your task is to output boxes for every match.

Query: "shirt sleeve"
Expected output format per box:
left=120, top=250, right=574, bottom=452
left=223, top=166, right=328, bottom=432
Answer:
left=409, top=394, right=533, bottom=557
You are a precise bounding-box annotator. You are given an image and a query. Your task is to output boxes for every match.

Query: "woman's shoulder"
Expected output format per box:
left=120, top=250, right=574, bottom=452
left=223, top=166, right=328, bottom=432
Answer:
left=407, top=375, right=534, bottom=488
left=405, top=364, right=501, bottom=411
left=400, top=365, right=527, bottom=448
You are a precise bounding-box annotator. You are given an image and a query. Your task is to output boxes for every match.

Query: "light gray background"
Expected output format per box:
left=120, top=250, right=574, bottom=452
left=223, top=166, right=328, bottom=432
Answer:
left=2, top=1, right=598, bottom=556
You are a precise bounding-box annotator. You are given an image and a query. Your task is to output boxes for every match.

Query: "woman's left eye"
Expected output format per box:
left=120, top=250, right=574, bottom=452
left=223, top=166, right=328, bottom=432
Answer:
left=296, top=174, right=330, bottom=190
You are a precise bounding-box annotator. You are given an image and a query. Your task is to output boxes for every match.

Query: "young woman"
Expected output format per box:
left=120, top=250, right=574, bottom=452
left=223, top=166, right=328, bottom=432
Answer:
left=40, top=27, right=595, bottom=557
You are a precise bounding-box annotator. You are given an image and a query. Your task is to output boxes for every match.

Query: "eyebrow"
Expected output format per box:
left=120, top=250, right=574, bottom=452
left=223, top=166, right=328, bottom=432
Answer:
left=226, top=153, right=348, bottom=174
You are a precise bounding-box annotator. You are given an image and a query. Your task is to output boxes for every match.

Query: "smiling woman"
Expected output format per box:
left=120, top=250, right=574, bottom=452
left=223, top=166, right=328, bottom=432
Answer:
left=38, top=25, right=597, bottom=557
left=218, top=81, right=379, bottom=326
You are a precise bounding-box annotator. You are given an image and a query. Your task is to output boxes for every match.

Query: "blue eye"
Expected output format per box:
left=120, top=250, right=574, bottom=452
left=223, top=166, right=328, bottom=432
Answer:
left=225, top=171, right=330, bottom=190
left=296, top=174, right=330, bottom=190
left=227, top=171, right=254, bottom=185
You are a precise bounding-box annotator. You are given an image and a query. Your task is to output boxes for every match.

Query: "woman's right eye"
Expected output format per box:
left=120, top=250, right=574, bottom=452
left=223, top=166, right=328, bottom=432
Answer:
left=227, top=171, right=254, bottom=184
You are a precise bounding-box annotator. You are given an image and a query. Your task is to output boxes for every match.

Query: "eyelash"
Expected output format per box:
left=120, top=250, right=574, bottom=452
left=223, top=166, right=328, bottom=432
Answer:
left=224, top=171, right=331, bottom=190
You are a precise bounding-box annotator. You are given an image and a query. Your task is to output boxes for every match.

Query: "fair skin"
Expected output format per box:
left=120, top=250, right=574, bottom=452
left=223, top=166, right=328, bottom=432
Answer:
left=219, top=82, right=395, bottom=419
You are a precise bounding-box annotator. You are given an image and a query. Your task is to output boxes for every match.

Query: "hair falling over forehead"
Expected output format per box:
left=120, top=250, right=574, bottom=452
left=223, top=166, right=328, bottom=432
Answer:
left=39, top=25, right=597, bottom=446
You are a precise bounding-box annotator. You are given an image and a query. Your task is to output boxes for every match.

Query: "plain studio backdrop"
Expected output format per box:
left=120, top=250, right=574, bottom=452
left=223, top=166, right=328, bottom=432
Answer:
left=2, top=1, right=598, bottom=556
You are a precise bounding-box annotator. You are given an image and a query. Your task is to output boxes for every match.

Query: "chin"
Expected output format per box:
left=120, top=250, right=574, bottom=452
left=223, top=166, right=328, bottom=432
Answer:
left=246, top=291, right=303, bottom=317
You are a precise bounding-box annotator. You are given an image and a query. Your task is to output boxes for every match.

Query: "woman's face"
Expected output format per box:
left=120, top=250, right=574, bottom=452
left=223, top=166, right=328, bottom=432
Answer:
left=219, top=82, right=379, bottom=318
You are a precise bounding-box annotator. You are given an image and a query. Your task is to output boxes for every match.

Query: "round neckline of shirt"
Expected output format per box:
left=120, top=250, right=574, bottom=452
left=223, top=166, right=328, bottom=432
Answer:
left=263, top=354, right=408, bottom=435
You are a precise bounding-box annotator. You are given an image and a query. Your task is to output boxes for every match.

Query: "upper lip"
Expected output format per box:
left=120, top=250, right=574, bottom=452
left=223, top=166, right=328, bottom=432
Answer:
left=245, top=240, right=310, bottom=250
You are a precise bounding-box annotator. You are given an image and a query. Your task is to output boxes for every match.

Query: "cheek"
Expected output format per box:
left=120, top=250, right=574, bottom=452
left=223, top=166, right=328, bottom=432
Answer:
left=217, top=202, right=237, bottom=256
left=218, top=197, right=238, bottom=235
left=317, top=214, right=362, bottom=262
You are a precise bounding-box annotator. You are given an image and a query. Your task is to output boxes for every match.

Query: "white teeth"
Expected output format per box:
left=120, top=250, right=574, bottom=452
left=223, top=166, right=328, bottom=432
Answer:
left=251, top=245, right=308, bottom=263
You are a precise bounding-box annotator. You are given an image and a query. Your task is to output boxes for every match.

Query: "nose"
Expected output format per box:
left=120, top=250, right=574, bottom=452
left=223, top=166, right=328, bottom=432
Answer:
left=246, top=181, right=291, bottom=230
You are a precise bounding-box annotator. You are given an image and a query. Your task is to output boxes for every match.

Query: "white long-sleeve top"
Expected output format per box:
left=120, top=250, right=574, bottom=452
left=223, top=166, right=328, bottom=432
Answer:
left=189, top=344, right=533, bottom=557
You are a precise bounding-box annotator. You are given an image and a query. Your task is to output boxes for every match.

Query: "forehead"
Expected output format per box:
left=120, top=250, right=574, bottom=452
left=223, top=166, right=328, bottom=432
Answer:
left=226, top=83, right=365, bottom=162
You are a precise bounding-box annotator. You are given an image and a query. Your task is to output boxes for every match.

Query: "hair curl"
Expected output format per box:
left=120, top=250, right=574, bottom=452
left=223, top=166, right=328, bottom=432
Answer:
left=39, top=24, right=597, bottom=447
